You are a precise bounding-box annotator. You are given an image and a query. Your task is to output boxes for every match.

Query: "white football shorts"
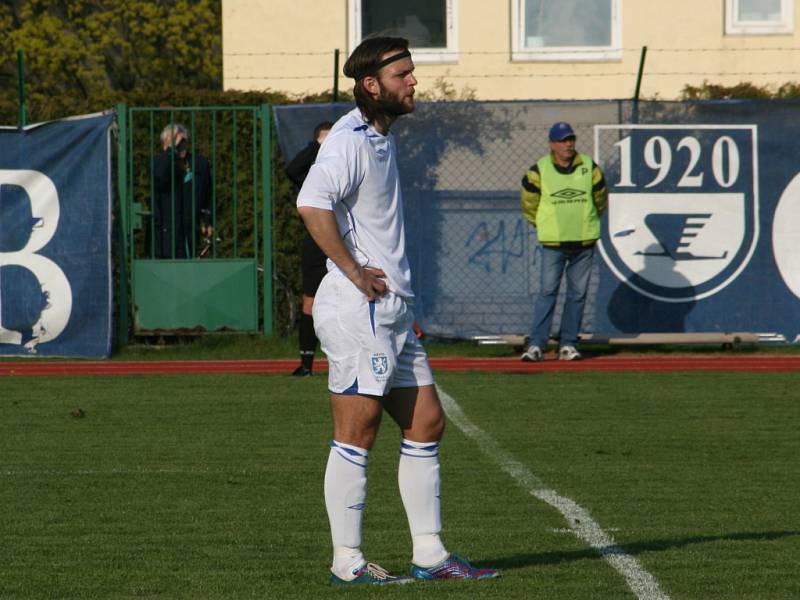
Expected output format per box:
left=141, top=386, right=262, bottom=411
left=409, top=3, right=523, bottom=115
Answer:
left=312, top=272, right=434, bottom=396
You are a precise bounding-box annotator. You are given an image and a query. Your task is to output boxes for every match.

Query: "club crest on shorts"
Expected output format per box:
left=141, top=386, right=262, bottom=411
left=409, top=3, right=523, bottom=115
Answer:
left=370, top=353, right=390, bottom=378
left=594, top=125, right=759, bottom=301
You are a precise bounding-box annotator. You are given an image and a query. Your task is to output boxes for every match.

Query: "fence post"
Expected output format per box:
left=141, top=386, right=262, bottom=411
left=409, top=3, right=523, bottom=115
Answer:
left=115, top=103, right=130, bottom=346
left=333, top=49, right=340, bottom=102
left=17, top=49, right=27, bottom=127
left=260, top=104, right=273, bottom=336
left=634, top=45, right=648, bottom=101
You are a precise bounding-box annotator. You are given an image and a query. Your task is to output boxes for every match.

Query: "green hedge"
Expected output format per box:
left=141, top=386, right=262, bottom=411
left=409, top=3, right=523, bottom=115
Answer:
left=682, top=81, right=800, bottom=100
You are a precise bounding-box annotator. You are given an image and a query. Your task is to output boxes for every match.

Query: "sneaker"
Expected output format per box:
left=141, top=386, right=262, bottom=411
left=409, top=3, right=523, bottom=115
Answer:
left=520, top=345, right=543, bottom=362
left=330, top=562, right=414, bottom=585
left=291, top=365, right=312, bottom=377
left=558, top=345, right=582, bottom=361
left=411, top=553, right=499, bottom=581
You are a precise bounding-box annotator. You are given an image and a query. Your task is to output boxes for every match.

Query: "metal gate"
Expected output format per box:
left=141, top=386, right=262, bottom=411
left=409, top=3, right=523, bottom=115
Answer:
left=115, top=104, right=272, bottom=339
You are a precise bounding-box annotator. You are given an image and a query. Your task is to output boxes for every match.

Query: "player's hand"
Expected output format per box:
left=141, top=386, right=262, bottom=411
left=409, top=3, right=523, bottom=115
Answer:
left=351, top=266, right=387, bottom=301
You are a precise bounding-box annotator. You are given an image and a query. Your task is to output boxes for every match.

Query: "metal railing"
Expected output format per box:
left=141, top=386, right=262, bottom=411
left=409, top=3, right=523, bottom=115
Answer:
left=116, top=104, right=273, bottom=340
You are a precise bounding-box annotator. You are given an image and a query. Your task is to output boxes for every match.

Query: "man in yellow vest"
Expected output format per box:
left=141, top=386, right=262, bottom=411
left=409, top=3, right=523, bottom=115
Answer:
left=519, top=122, right=607, bottom=361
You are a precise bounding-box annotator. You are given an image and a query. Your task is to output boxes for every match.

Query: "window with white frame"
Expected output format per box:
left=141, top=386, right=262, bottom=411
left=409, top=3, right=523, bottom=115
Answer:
left=512, top=0, right=622, bottom=61
left=725, top=0, right=794, bottom=34
left=348, top=0, right=457, bottom=64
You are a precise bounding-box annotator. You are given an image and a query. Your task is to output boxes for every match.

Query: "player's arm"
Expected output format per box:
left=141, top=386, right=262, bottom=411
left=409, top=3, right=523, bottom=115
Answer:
left=297, top=206, right=387, bottom=300
left=520, top=165, right=541, bottom=227
left=591, top=162, right=608, bottom=216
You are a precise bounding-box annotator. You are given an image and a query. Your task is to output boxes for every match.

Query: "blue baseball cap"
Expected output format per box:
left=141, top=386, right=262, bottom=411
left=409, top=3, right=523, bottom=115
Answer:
left=549, top=122, right=576, bottom=141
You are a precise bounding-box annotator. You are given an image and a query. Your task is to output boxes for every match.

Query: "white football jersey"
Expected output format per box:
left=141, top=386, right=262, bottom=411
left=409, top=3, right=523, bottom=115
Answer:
left=297, top=108, right=413, bottom=298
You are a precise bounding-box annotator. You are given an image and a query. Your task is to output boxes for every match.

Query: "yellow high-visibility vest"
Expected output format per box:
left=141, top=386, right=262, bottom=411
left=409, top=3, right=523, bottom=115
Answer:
left=535, top=153, right=600, bottom=243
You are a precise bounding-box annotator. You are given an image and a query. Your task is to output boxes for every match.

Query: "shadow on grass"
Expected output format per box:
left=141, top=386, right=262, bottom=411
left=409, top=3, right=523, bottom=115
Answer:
left=485, top=530, right=800, bottom=571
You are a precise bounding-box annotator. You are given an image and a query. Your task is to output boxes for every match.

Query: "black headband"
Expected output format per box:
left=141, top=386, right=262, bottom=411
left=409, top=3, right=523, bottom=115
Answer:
left=354, top=50, right=411, bottom=80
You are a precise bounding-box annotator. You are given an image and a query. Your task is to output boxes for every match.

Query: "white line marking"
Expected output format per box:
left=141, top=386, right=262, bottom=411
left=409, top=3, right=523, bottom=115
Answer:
left=438, top=385, right=670, bottom=600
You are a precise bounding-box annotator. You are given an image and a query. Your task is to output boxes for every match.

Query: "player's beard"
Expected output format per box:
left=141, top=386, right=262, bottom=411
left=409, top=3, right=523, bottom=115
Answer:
left=376, top=82, right=414, bottom=118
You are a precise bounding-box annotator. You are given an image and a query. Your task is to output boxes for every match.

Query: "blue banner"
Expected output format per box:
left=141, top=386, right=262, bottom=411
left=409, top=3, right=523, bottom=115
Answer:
left=593, top=112, right=798, bottom=340
left=275, top=101, right=800, bottom=342
left=0, top=112, right=114, bottom=357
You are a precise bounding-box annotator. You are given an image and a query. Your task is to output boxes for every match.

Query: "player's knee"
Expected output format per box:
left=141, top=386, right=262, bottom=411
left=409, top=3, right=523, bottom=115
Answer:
left=333, top=427, right=379, bottom=450
left=417, top=409, right=445, bottom=441
left=430, top=413, right=445, bottom=440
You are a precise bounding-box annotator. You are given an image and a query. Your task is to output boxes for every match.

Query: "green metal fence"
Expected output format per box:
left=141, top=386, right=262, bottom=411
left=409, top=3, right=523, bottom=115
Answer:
left=116, top=104, right=272, bottom=340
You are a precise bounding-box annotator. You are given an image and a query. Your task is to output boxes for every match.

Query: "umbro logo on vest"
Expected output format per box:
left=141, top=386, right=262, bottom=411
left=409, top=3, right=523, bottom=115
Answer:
left=551, top=188, right=587, bottom=200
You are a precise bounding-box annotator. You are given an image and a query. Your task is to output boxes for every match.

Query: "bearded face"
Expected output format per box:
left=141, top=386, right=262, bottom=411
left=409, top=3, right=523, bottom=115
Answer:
left=370, top=53, right=416, bottom=120
left=355, top=52, right=417, bottom=129
left=376, top=79, right=415, bottom=117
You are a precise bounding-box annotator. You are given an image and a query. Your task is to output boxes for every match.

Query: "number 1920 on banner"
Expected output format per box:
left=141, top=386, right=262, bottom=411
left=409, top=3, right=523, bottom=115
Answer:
left=593, top=125, right=759, bottom=302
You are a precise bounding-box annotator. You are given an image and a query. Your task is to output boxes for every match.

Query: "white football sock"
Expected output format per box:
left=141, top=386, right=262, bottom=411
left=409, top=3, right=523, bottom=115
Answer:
left=398, top=438, right=449, bottom=567
left=325, top=440, right=368, bottom=579
left=331, top=546, right=365, bottom=581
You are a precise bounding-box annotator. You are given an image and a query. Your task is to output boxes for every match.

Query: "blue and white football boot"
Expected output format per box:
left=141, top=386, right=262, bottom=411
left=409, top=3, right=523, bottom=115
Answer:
left=411, top=554, right=499, bottom=580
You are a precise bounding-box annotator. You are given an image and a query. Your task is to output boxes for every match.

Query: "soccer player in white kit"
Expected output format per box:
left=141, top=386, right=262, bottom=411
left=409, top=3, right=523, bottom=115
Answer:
left=297, top=37, right=499, bottom=585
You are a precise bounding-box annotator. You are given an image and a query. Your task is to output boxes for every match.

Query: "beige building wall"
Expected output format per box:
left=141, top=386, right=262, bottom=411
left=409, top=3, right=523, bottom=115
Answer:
left=223, top=0, right=800, bottom=100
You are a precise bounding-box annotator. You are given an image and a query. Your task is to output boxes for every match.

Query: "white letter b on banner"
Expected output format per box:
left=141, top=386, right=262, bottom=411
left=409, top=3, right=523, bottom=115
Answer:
left=0, top=169, right=72, bottom=351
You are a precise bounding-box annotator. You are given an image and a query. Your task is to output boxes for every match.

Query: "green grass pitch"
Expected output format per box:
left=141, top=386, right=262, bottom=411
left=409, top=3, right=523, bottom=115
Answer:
left=2, top=371, right=798, bottom=599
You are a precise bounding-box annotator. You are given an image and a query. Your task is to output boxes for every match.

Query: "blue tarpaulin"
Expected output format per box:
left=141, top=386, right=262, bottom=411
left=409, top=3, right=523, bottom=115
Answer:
left=275, top=100, right=800, bottom=342
left=0, top=112, right=114, bottom=357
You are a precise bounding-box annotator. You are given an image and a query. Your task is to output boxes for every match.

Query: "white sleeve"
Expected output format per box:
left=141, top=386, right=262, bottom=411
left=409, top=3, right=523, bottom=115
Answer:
left=296, top=134, right=364, bottom=211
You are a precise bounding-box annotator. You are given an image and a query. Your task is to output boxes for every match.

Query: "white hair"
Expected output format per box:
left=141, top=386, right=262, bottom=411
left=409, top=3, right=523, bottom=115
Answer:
left=160, top=123, right=188, bottom=145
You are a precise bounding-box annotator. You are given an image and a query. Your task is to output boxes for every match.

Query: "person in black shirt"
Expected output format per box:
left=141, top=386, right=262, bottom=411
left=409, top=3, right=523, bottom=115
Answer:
left=153, top=124, right=213, bottom=259
left=286, top=121, right=334, bottom=376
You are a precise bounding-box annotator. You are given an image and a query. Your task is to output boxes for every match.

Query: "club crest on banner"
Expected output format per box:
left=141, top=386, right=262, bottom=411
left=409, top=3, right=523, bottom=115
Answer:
left=594, top=125, right=759, bottom=301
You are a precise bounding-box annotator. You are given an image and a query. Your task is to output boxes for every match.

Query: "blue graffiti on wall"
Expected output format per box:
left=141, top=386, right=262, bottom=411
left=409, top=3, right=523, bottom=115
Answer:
left=466, top=218, right=527, bottom=273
